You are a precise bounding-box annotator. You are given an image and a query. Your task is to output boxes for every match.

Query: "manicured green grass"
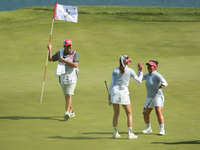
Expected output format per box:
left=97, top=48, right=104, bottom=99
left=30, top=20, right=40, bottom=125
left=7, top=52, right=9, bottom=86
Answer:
left=0, top=6, right=200, bottom=150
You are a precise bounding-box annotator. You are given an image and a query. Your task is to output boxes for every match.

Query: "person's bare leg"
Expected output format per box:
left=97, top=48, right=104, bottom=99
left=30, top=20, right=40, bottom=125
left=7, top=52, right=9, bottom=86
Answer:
left=65, top=94, right=72, bottom=112
left=122, top=104, right=138, bottom=139
left=113, top=104, right=120, bottom=127
left=122, top=104, right=132, bottom=127
left=155, top=106, right=165, bottom=135
left=142, top=108, right=153, bottom=133
left=64, top=94, right=72, bottom=120
left=155, top=106, right=164, bottom=124
left=112, top=104, right=121, bottom=138
left=143, top=108, right=153, bottom=124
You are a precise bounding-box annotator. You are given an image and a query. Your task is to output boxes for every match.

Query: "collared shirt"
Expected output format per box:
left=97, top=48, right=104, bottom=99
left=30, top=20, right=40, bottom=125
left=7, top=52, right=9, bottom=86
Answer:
left=143, top=70, right=168, bottom=98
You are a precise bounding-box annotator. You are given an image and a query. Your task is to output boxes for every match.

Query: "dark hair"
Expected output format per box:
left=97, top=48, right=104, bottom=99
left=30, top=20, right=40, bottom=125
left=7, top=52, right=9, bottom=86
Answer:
left=119, top=56, right=129, bottom=74
left=119, top=58, right=125, bottom=74
left=150, top=60, right=159, bottom=67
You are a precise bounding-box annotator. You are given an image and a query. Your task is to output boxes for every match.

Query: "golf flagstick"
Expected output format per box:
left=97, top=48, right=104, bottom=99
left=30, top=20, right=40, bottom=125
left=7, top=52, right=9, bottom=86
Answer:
left=142, top=88, right=159, bottom=114
left=40, top=19, right=55, bottom=104
left=104, top=81, right=111, bottom=105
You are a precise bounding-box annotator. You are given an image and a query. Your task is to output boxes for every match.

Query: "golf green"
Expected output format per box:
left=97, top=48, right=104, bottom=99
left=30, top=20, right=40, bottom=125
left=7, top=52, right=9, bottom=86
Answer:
left=0, top=6, right=199, bottom=150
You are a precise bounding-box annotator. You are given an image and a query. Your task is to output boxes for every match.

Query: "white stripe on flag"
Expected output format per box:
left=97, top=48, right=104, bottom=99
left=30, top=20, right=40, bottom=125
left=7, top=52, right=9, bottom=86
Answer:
left=54, top=4, right=78, bottom=23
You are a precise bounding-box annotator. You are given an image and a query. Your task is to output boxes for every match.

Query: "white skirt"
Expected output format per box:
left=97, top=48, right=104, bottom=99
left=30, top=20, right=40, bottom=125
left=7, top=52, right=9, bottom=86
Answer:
left=110, top=85, right=130, bottom=105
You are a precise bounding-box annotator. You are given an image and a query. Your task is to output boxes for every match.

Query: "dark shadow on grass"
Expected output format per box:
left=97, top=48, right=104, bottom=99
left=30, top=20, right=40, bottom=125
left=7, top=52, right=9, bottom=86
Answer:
left=134, top=132, right=158, bottom=136
left=82, top=131, right=158, bottom=136
left=48, top=136, right=111, bottom=140
left=49, top=132, right=151, bottom=140
left=82, top=132, right=113, bottom=135
left=82, top=132, right=157, bottom=140
left=0, top=116, right=65, bottom=121
left=152, top=140, right=200, bottom=145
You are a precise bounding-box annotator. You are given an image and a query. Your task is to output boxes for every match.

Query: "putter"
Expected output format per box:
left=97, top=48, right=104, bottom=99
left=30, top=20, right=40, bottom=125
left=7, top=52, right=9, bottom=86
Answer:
left=104, top=81, right=112, bottom=105
left=142, top=88, right=159, bottom=114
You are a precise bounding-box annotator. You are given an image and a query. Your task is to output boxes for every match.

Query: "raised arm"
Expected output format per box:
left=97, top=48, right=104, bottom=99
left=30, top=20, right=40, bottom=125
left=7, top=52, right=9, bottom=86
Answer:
left=133, top=62, right=144, bottom=83
left=47, top=43, right=53, bottom=61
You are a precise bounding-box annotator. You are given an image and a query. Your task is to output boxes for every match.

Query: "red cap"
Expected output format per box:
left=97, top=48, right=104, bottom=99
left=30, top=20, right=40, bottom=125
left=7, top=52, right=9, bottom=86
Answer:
left=146, top=61, right=157, bottom=68
left=63, top=39, right=72, bottom=46
left=124, top=57, right=132, bottom=63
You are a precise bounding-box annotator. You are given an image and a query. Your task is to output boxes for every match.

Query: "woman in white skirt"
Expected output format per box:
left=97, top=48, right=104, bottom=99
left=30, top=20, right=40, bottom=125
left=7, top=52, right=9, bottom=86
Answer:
left=109, top=55, right=143, bottom=139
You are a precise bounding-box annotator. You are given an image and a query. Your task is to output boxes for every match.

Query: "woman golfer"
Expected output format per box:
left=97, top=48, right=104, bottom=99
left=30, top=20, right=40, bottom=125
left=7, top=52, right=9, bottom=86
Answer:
left=109, top=55, right=143, bottom=139
left=141, top=60, right=168, bottom=135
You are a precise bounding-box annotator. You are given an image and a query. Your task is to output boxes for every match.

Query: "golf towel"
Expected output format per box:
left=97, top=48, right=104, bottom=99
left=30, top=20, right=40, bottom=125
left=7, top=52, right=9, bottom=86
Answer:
left=55, top=49, right=66, bottom=77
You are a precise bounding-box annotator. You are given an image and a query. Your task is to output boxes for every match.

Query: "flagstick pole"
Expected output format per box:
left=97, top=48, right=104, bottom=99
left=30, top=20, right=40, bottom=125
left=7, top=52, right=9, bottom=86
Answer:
left=40, top=19, right=55, bottom=104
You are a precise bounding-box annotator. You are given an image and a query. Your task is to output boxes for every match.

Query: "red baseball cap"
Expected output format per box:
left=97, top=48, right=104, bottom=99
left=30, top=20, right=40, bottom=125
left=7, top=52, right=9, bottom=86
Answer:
left=63, top=39, right=72, bottom=46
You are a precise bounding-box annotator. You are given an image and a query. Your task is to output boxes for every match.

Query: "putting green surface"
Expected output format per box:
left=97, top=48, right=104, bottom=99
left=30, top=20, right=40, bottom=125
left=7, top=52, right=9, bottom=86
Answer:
left=0, top=6, right=200, bottom=150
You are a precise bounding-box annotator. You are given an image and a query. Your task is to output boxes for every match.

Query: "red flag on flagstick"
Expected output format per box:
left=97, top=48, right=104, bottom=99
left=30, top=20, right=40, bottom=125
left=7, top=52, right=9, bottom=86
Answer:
left=40, top=3, right=78, bottom=104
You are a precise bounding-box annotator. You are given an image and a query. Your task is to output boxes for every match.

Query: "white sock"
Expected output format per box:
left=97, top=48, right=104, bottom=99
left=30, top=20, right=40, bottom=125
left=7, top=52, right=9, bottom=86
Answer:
left=160, top=124, right=164, bottom=129
left=146, top=123, right=151, bottom=128
left=128, top=127, right=132, bottom=134
left=113, top=127, right=118, bottom=133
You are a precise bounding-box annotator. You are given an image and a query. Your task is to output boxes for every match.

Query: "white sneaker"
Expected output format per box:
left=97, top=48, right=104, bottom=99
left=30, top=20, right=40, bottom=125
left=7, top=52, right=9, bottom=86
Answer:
left=128, top=133, right=138, bottom=139
left=142, top=127, right=152, bottom=133
left=159, top=129, right=165, bottom=135
left=64, top=111, right=71, bottom=120
left=70, top=111, right=75, bottom=118
left=112, top=132, right=121, bottom=139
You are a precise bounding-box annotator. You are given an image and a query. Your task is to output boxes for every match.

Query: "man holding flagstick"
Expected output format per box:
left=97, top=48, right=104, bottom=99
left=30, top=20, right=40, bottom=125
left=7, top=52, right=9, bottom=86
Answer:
left=40, top=3, right=78, bottom=104
left=41, top=3, right=79, bottom=120
left=47, top=39, right=79, bottom=120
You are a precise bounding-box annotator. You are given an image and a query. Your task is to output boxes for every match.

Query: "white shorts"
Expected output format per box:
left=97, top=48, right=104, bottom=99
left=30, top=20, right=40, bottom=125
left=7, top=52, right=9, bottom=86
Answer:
left=60, top=83, right=76, bottom=96
left=144, top=96, right=164, bottom=108
left=111, top=85, right=130, bottom=105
